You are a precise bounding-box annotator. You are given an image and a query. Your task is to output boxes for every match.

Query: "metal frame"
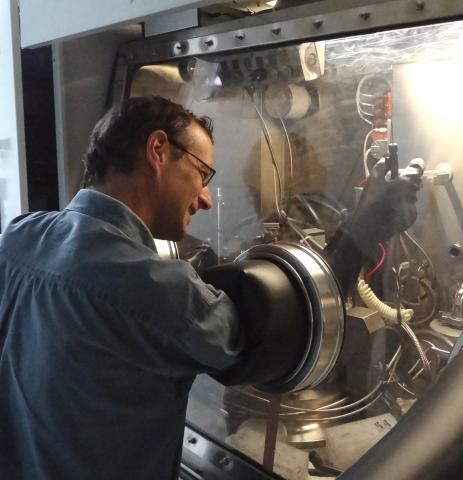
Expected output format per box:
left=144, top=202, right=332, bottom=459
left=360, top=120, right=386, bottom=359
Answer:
left=181, top=423, right=283, bottom=480
left=53, top=27, right=142, bottom=207
left=19, top=0, right=217, bottom=48
left=111, top=0, right=463, bottom=103
left=0, top=0, right=28, bottom=230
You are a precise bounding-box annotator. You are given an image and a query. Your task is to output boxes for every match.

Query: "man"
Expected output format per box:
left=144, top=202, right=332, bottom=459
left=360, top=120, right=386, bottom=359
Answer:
left=0, top=96, right=243, bottom=479
left=0, top=94, right=424, bottom=480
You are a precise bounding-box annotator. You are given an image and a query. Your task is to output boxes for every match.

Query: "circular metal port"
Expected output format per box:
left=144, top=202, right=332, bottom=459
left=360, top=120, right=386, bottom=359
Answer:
left=236, top=242, right=345, bottom=392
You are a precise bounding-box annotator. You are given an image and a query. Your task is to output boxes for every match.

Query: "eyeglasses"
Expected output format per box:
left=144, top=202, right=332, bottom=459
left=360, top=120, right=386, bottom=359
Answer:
left=168, top=137, right=216, bottom=187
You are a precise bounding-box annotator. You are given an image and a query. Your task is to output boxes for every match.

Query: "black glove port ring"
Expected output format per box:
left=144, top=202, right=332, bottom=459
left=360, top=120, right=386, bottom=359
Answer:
left=236, top=242, right=345, bottom=393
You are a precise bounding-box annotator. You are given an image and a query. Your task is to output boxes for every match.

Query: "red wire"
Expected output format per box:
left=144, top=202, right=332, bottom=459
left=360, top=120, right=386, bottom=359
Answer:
left=366, top=242, right=386, bottom=279
left=357, top=178, right=368, bottom=187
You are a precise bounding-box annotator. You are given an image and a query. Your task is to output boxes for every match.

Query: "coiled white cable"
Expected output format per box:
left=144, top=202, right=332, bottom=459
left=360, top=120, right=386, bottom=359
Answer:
left=357, top=279, right=414, bottom=323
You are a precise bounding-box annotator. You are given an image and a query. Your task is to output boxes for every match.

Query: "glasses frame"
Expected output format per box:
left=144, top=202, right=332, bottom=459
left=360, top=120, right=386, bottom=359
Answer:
left=168, top=137, right=216, bottom=187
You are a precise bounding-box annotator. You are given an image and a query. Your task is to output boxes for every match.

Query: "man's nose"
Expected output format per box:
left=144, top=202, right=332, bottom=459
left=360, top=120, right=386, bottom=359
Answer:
left=198, top=186, right=213, bottom=210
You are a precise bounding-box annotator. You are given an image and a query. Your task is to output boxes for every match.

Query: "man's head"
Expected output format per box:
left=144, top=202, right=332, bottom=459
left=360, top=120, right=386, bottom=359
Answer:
left=83, top=96, right=215, bottom=240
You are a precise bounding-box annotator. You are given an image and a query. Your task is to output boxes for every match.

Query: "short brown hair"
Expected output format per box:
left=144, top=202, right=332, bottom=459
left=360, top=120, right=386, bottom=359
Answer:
left=83, top=96, right=213, bottom=186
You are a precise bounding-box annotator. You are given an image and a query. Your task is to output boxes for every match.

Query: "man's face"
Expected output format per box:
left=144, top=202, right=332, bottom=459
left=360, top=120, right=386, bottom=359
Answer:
left=155, top=122, right=214, bottom=241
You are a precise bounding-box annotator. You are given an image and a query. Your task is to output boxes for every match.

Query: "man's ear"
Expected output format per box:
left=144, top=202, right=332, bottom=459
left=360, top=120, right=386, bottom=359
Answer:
left=146, top=130, right=169, bottom=174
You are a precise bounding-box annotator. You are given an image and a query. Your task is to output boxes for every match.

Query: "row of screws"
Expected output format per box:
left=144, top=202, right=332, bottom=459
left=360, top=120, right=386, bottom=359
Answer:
left=173, top=0, right=426, bottom=52
left=186, top=436, right=233, bottom=470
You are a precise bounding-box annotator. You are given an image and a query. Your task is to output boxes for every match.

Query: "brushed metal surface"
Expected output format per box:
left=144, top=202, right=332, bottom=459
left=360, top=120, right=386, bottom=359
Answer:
left=237, top=242, right=345, bottom=392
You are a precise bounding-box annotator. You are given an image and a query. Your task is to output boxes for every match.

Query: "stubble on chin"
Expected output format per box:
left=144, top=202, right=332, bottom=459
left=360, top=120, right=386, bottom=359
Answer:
left=150, top=217, right=185, bottom=242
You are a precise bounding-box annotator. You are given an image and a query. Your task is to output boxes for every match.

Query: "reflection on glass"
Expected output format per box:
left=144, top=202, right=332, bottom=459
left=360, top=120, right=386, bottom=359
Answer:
left=131, top=20, right=463, bottom=478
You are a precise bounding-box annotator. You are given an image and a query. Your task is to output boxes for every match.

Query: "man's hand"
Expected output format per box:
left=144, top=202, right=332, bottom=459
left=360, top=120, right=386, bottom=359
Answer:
left=350, top=157, right=425, bottom=249
left=325, top=157, right=424, bottom=297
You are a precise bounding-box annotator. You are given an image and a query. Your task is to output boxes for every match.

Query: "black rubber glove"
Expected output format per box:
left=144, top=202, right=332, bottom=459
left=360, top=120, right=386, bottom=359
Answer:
left=349, top=157, right=424, bottom=253
left=325, top=158, right=424, bottom=297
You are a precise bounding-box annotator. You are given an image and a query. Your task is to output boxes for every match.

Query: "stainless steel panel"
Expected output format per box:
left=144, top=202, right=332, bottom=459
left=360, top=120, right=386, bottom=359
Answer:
left=119, top=0, right=463, bottom=65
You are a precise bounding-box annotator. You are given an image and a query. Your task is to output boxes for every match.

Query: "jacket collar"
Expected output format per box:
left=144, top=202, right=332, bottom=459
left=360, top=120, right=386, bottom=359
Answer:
left=65, top=189, right=156, bottom=251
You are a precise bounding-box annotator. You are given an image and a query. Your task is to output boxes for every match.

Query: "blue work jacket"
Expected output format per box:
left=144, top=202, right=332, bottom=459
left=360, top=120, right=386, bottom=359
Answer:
left=0, top=189, right=241, bottom=479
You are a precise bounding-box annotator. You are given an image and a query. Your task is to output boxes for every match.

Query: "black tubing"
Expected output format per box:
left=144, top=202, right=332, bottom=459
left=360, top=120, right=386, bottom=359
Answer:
left=338, top=350, right=463, bottom=480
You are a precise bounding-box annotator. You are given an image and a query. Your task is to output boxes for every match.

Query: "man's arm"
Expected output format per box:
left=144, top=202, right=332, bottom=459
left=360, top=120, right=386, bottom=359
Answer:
left=325, top=158, right=424, bottom=297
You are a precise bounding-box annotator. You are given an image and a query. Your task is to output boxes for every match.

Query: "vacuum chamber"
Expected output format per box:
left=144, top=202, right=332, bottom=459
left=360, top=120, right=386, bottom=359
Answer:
left=112, top=6, right=463, bottom=478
